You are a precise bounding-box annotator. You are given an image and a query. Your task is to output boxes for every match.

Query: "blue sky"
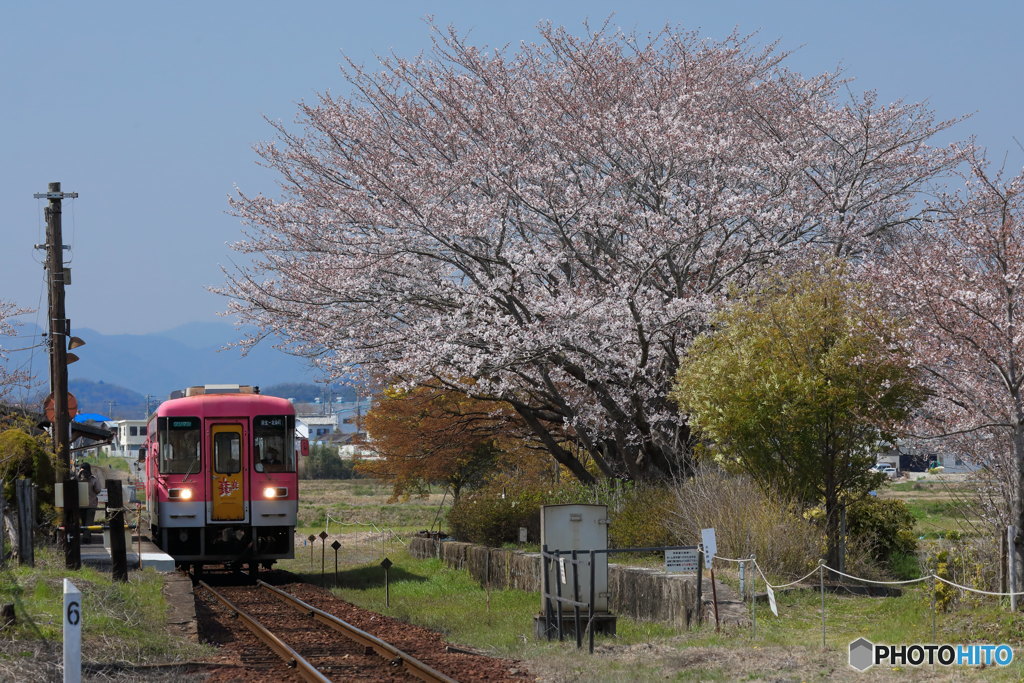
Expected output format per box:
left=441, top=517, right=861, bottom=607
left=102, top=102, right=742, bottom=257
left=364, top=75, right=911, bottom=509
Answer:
left=3, top=1, right=1022, bottom=336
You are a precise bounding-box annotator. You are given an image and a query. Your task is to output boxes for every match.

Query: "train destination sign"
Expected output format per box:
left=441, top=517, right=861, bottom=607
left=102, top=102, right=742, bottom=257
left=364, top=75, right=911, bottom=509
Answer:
left=665, top=548, right=699, bottom=573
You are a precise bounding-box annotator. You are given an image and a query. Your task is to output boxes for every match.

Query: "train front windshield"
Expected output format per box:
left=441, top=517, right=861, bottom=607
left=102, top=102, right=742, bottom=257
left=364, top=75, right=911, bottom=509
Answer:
left=254, top=415, right=295, bottom=472
left=158, top=417, right=201, bottom=474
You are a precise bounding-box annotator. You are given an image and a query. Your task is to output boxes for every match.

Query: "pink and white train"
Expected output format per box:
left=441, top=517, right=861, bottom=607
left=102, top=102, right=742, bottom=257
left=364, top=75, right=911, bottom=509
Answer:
left=142, top=384, right=306, bottom=574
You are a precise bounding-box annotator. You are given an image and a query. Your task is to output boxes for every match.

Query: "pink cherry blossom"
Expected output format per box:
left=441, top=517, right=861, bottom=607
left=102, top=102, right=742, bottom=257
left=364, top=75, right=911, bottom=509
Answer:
left=0, top=300, right=31, bottom=401
left=221, top=22, right=963, bottom=482
left=871, top=151, right=1024, bottom=583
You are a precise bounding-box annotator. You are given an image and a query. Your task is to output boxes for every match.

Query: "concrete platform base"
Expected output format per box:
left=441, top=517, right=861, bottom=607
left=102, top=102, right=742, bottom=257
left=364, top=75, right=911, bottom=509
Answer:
left=79, top=534, right=176, bottom=572
left=534, top=612, right=617, bottom=639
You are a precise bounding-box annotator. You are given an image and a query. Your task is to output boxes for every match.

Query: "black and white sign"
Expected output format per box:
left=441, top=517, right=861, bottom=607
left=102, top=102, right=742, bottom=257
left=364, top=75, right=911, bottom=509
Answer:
left=665, top=548, right=699, bottom=573
left=701, top=528, right=718, bottom=569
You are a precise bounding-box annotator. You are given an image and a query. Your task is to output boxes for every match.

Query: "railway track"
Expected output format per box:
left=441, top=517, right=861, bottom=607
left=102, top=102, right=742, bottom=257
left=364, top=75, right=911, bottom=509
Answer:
left=198, top=580, right=458, bottom=682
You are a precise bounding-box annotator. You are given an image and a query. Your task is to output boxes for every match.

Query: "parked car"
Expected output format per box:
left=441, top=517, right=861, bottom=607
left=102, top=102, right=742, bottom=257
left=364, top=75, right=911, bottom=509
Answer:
left=878, top=465, right=898, bottom=479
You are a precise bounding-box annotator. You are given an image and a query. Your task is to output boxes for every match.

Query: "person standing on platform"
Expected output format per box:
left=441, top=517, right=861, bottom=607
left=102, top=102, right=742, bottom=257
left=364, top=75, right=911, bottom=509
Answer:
left=78, top=463, right=102, bottom=543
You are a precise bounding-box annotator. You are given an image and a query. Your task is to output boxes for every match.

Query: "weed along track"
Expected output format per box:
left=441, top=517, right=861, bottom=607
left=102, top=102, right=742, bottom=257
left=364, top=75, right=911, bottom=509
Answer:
left=193, top=571, right=528, bottom=682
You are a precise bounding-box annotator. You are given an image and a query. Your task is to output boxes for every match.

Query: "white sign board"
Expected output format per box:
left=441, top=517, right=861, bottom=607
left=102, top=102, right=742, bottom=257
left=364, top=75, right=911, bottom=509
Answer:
left=558, top=557, right=567, bottom=584
left=665, top=548, right=699, bottom=573
left=701, top=528, right=718, bottom=569
left=519, top=527, right=528, bottom=543
left=766, top=583, right=778, bottom=616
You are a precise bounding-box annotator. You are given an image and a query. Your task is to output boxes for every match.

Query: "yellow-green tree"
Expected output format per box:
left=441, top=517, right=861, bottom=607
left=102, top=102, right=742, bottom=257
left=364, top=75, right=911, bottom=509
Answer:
left=671, top=262, right=922, bottom=569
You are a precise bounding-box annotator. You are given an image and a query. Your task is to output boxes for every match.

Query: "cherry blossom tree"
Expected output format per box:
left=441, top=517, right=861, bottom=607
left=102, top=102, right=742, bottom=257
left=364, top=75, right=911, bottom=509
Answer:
left=223, top=22, right=961, bottom=483
left=873, top=155, right=1024, bottom=588
left=0, top=301, right=30, bottom=403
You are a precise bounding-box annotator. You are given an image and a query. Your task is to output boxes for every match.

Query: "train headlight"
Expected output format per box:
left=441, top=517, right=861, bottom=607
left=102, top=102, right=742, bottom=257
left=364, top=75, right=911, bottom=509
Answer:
left=169, top=487, right=193, bottom=500
left=263, top=486, right=287, bottom=499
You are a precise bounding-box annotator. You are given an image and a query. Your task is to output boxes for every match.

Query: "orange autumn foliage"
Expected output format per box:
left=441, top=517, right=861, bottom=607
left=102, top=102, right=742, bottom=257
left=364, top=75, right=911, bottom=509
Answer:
left=359, top=384, right=549, bottom=501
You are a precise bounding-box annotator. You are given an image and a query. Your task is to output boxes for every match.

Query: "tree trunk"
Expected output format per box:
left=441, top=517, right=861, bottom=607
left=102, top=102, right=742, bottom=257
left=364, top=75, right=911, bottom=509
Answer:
left=824, top=491, right=842, bottom=576
left=1013, top=421, right=1024, bottom=608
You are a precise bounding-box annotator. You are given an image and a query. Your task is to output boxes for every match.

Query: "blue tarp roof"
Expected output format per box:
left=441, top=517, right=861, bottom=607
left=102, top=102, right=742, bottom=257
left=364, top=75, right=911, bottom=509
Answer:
left=73, top=413, right=112, bottom=423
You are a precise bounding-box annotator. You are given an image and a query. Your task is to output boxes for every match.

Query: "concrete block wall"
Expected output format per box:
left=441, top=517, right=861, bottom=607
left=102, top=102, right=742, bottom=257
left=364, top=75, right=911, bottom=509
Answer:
left=408, top=537, right=699, bottom=629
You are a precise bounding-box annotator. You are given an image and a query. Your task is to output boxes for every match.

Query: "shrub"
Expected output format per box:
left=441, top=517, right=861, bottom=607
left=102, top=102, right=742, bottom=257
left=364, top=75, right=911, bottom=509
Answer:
left=0, top=429, right=56, bottom=521
left=301, top=445, right=360, bottom=480
left=447, top=487, right=545, bottom=546
left=607, top=485, right=677, bottom=549
left=666, top=470, right=823, bottom=578
left=921, top=533, right=996, bottom=610
left=846, top=496, right=917, bottom=568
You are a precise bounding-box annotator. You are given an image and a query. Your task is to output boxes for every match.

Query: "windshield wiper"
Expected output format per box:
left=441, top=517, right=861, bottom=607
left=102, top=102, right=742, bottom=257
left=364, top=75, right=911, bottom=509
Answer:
left=181, top=456, right=199, bottom=483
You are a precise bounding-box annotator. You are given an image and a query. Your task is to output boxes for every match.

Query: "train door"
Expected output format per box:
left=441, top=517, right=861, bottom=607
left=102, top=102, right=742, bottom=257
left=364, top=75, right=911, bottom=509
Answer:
left=210, top=423, right=246, bottom=521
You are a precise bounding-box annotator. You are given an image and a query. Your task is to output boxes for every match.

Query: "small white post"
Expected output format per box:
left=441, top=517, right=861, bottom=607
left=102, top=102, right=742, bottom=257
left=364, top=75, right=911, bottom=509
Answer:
left=63, top=579, right=81, bottom=683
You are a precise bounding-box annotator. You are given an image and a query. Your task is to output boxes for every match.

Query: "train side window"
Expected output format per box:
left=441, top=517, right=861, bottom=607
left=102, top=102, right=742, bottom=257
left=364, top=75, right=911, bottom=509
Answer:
left=254, top=415, right=295, bottom=473
left=158, top=417, right=200, bottom=474
left=213, top=432, right=241, bottom=474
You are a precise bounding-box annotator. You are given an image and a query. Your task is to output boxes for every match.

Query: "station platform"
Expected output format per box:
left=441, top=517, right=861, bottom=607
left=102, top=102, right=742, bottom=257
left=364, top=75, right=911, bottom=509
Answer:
left=78, top=532, right=176, bottom=572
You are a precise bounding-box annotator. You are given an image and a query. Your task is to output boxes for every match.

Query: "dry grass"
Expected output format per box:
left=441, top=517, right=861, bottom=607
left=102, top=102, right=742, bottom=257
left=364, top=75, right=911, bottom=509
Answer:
left=297, top=479, right=447, bottom=533
left=666, top=471, right=824, bottom=579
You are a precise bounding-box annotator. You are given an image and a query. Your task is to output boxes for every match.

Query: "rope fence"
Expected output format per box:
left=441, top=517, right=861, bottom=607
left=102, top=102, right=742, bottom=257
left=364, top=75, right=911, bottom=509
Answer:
left=323, top=513, right=411, bottom=546
left=671, top=548, right=1024, bottom=649
left=711, top=553, right=1024, bottom=597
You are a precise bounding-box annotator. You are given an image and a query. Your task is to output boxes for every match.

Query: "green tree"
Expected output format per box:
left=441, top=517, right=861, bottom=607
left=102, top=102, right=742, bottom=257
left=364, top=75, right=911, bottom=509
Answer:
left=302, top=445, right=357, bottom=480
left=671, top=262, right=922, bottom=569
left=0, top=426, right=57, bottom=519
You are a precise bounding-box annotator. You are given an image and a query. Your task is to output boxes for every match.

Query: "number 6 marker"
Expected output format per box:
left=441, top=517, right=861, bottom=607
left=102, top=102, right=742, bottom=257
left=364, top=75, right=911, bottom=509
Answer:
left=63, top=579, right=81, bottom=683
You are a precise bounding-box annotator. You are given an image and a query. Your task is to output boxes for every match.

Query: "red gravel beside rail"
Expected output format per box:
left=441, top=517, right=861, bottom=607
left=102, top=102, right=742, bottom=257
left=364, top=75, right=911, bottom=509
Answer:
left=194, top=570, right=532, bottom=682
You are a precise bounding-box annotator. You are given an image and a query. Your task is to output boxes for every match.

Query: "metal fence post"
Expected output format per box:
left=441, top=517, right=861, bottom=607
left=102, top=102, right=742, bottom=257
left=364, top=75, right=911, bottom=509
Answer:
left=819, top=559, right=826, bottom=650
left=695, top=548, right=704, bottom=626
left=542, top=545, right=552, bottom=641
left=554, top=549, right=564, bottom=642
left=739, top=558, right=745, bottom=598
left=572, top=550, right=581, bottom=649
left=750, top=555, right=756, bottom=640
left=588, top=549, right=596, bottom=654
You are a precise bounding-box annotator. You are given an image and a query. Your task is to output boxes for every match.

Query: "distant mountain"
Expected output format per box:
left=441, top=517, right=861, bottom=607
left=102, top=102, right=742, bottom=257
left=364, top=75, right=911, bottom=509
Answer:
left=10, top=321, right=329, bottom=402
left=155, top=321, right=254, bottom=350
left=65, top=379, right=358, bottom=420
left=69, top=379, right=148, bottom=419
left=261, top=382, right=357, bottom=404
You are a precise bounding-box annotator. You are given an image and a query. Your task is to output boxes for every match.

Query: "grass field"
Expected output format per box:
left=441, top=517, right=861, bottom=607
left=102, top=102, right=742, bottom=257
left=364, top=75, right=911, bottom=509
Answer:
left=0, top=546, right=210, bottom=680
left=296, top=478, right=448, bottom=537
left=280, top=476, right=1024, bottom=680
left=2, top=476, right=1017, bottom=680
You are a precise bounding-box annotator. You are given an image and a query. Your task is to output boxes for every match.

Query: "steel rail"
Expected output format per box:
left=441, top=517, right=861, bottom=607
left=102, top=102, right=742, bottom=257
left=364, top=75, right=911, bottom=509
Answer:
left=257, top=580, right=457, bottom=683
left=198, top=581, right=331, bottom=683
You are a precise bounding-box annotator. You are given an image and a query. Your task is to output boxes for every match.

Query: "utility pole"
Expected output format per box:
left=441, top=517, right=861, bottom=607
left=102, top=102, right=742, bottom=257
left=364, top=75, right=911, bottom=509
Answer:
left=37, top=181, right=78, bottom=477
left=36, top=181, right=79, bottom=569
